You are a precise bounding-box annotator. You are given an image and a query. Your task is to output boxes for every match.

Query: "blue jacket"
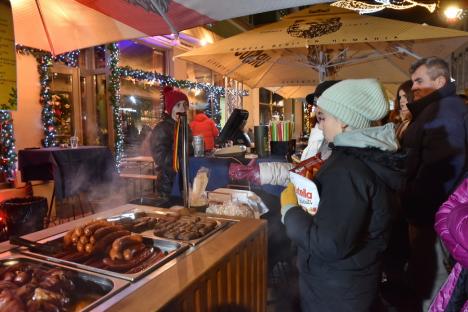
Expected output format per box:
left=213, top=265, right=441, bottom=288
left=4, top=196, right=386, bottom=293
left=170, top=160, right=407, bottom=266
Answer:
left=402, top=82, right=468, bottom=225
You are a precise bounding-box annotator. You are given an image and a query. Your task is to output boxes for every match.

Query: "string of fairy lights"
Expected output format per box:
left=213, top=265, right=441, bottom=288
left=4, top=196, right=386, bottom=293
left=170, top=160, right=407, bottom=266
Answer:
left=0, top=89, right=17, bottom=181
left=331, top=0, right=437, bottom=14
left=13, top=44, right=247, bottom=170
left=16, top=45, right=80, bottom=147
left=107, top=43, right=124, bottom=170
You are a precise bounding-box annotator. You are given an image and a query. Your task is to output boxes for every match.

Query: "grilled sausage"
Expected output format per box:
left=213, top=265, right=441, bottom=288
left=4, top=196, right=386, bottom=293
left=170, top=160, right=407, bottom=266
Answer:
left=84, top=220, right=110, bottom=236
left=71, top=233, right=80, bottom=244
left=109, top=248, right=123, bottom=261
left=111, top=234, right=143, bottom=253
left=93, top=230, right=130, bottom=255
left=90, top=225, right=123, bottom=244
left=102, top=248, right=153, bottom=272
left=122, top=243, right=145, bottom=261
left=126, top=249, right=166, bottom=274
left=76, top=242, right=85, bottom=253
left=84, top=243, right=94, bottom=254
left=79, top=235, right=89, bottom=245
left=63, top=230, right=75, bottom=247
left=73, top=227, right=83, bottom=237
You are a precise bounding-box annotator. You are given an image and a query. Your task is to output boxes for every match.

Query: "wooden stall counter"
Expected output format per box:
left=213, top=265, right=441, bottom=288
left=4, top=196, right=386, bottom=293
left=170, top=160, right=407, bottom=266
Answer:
left=0, top=204, right=268, bottom=312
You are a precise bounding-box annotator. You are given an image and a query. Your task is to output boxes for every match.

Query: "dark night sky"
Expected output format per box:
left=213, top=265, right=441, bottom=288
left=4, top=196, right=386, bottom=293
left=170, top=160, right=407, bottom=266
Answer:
left=366, top=0, right=468, bottom=28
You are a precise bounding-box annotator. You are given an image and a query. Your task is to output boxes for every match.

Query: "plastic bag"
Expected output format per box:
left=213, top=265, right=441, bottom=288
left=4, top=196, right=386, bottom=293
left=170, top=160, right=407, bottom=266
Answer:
left=206, top=188, right=269, bottom=218
left=190, top=167, right=210, bottom=207
left=206, top=200, right=256, bottom=218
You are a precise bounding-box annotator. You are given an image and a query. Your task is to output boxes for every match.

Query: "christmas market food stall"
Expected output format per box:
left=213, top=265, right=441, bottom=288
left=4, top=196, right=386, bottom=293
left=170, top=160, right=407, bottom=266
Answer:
left=0, top=204, right=267, bottom=311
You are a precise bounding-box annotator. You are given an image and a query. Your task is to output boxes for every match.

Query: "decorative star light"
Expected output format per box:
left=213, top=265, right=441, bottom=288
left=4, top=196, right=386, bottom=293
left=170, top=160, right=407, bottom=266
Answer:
left=331, top=0, right=437, bottom=14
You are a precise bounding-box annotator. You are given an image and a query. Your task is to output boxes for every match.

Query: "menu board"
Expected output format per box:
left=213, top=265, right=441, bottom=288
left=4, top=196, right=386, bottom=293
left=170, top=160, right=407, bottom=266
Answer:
left=0, top=0, right=16, bottom=111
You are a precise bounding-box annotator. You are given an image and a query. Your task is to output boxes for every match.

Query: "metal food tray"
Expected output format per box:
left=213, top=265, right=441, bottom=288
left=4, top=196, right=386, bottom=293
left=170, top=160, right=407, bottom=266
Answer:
left=0, top=251, right=129, bottom=311
left=107, top=207, right=235, bottom=246
left=15, top=233, right=188, bottom=282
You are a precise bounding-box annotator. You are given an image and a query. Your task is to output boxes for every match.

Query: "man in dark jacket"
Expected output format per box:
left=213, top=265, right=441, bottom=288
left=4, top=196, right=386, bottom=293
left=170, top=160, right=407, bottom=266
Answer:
left=402, top=57, right=468, bottom=310
left=281, top=79, right=405, bottom=311
left=150, top=86, right=189, bottom=197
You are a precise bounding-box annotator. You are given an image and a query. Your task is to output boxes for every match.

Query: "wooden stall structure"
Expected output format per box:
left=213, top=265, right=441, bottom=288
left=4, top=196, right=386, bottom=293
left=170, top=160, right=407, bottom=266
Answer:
left=0, top=204, right=268, bottom=311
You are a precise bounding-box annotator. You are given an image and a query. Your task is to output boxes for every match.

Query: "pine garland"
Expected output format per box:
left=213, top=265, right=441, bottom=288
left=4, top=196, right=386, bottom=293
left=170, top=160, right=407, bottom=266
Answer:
left=205, top=92, right=221, bottom=131
left=107, top=43, right=124, bottom=170
left=0, top=89, right=17, bottom=180
left=16, top=45, right=79, bottom=147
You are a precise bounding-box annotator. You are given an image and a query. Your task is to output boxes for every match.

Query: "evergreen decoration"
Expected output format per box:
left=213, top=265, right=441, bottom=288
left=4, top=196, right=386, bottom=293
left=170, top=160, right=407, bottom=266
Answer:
left=107, top=43, right=124, bottom=171
left=205, top=92, right=221, bottom=131
left=0, top=89, right=17, bottom=180
left=15, top=44, right=246, bottom=170
left=16, top=45, right=80, bottom=147
left=118, top=66, right=248, bottom=98
left=0, top=87, right=19, bottom=110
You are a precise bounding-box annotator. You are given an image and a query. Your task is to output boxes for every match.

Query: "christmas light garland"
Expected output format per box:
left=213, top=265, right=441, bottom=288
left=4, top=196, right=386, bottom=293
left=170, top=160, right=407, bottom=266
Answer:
left=107, top=43, right=124, bottom=171
left=118, top=66, right=248, bottom=97
left=15, top=44, right=246, bottom=170
left=0, top=89, right=17, bottom=181
left=16, top=45, right=80, bottom=147
left=206, top=92, right=221, bottom=131
left=331, top=0, right=436, bottom=14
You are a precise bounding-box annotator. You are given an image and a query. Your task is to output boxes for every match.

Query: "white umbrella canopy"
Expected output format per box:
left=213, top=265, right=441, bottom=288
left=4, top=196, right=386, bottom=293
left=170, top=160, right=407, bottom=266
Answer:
left=10, top=0, right=329, bottom=54
left=178, top=4, right=468, bottom=88
left=267, top=83, right=399, bottom=100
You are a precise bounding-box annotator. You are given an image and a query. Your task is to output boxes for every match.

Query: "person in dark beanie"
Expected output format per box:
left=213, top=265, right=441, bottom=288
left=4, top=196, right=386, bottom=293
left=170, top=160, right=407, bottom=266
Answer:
left=281, top=79, right=405, bottom=311
left=150, top=86, right=189, bottom=198
left=301, top=80, right=340, bottom=161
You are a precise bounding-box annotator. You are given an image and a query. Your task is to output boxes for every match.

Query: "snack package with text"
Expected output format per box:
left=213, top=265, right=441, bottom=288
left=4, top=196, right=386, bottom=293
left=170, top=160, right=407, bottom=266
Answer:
left=289, top=154, right=323, bottom=215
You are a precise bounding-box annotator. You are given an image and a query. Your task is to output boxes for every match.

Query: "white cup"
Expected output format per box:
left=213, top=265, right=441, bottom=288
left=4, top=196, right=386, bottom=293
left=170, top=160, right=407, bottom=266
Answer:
left=70, top=136, right=79, bottom=148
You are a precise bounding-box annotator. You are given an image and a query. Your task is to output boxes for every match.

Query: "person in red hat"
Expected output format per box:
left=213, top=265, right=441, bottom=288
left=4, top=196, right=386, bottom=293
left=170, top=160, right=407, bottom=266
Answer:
left=189, top=103, right=219, bottom=151
left=150, top=86, right=189, bottom=198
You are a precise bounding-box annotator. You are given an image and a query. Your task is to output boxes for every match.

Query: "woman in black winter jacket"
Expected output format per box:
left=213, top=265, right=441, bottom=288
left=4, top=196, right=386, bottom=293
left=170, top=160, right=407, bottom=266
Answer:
left=281, top=79, right=405, bottom=312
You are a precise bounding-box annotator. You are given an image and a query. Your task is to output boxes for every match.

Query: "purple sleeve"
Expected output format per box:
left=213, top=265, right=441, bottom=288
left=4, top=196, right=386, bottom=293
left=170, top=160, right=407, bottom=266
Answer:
left=429, top=263, right=464, bottom=312
left=435, top=178, right=468, bottom=267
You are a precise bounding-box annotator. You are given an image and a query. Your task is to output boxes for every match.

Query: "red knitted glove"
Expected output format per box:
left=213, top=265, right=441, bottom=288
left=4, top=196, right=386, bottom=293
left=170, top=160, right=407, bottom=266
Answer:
left=229, top=159, right=260, bottom=185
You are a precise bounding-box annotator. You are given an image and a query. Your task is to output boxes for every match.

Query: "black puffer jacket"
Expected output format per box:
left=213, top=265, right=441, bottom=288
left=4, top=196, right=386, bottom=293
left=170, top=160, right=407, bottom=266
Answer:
left=150, top=113, right=192, bottom=196
left=284, top=124, right=405, bottom=312
left=402, top=82, right=468, bottom=226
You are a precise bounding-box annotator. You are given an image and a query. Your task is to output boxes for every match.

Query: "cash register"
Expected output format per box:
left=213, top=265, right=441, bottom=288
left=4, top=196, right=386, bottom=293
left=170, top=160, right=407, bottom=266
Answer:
left=214, top=109, right=251, bottom=157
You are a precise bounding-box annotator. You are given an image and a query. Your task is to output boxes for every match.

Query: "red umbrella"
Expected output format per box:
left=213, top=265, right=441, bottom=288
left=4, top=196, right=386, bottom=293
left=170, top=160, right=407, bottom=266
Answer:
left=11, top=0, right=327, bottom=54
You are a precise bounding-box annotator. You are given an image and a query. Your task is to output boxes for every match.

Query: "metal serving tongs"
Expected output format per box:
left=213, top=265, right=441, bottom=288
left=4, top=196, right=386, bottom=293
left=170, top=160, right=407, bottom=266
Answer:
left=9, top=236, right=60, bottom=254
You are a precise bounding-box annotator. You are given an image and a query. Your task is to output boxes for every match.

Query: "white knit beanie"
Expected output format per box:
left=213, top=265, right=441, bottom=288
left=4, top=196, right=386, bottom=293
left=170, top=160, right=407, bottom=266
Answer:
left=317, top=79, right=389, bottom=129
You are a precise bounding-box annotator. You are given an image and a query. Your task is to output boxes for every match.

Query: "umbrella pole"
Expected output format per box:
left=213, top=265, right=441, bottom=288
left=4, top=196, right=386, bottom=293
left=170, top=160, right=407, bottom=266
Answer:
left=179, top=113, right=190, bottom=209
left=153, top=1, right=179, bottom=38
left=318, top=65, right=325, bottom=83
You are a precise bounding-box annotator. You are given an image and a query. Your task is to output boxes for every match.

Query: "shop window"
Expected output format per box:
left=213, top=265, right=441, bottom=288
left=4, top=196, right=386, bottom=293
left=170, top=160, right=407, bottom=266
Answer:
left=186, top=62, right=212, bottom=84
left=80, top=76, right=88, bottom=144
left=51, top=73, right=74, bottom=144
left=94, top=46, right=107, bottom=69
left=259, top=88, right=283, bottom=125
left=120, top=79, right=161, bottom=157
left=95, top=74, right=108, bottom=145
